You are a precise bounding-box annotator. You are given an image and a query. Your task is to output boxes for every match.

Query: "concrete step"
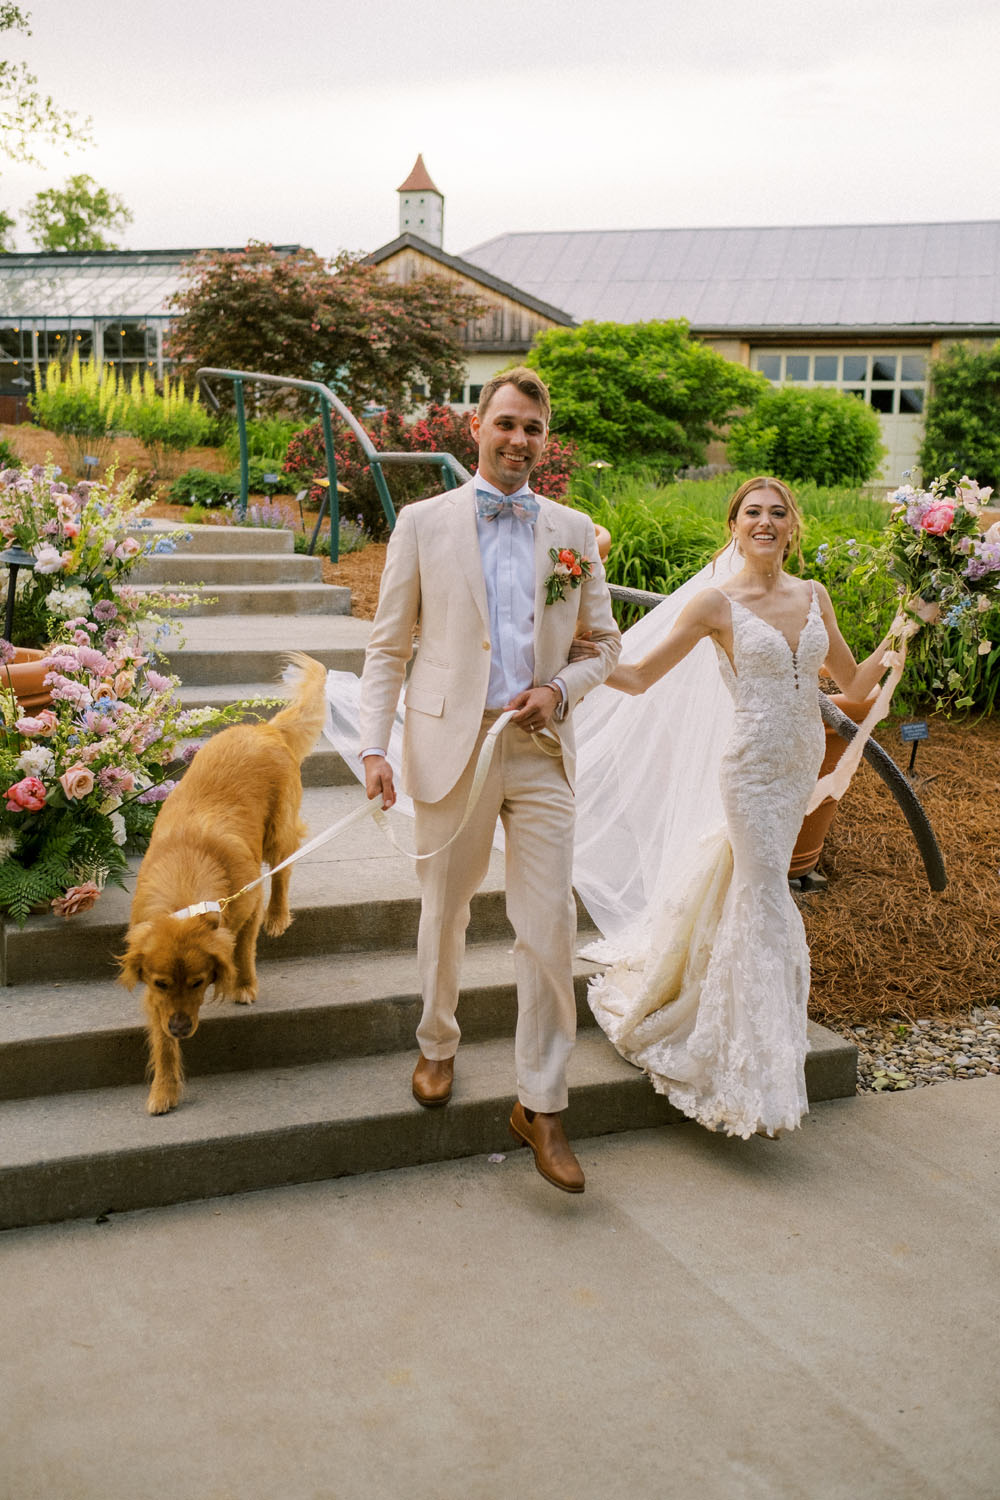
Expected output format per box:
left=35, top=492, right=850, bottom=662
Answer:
left=134, top=553, right=323, bottom=586
left=0, top=945, right=604, bottom=1101
left=0, top=785, right=512, bottom=985
left=134, top=521, right=294, bottom=555
left=144, top=582, right=351, bottom=617
left=0, top=1025, right=856, bottom=1230
left=162, top=615, right=371, bottom=687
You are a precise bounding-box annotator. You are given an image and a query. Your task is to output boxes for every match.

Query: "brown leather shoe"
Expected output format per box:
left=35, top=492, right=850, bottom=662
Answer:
left=412, top=1053, right=454, bottom=1107
left=509, top=1101, right=585, bottom=1193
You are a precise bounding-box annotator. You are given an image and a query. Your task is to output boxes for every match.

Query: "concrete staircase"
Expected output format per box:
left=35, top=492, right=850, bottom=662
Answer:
left=0, top=523, right=857, bottom=1230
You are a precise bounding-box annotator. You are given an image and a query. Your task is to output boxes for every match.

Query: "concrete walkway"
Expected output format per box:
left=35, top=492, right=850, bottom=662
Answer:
left=2, top=1076, right=998, bottom=1500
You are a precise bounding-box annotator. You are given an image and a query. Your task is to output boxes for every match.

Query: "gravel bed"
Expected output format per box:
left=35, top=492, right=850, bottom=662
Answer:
left=830, top=1006, right=1000, bottom=1092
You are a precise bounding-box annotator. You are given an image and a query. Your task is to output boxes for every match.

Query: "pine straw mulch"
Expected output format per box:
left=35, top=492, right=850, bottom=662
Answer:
left=803, top=713, right=1000, bottom=1028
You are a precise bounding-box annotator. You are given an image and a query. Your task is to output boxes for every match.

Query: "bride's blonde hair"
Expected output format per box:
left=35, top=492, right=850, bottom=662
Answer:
left=713, top=475, right=804, bottom=567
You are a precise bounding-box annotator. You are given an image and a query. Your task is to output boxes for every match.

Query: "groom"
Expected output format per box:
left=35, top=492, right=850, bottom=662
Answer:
left=359, top=367, right=620, bottom=1192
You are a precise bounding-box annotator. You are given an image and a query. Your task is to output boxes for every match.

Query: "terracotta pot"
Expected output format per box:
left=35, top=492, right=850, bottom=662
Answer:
left=1, top=648, right=56, bottom=711
left=788, top=694, right=872, bottom=878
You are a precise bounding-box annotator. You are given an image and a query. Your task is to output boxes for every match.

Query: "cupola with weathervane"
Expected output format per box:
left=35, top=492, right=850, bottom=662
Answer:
left=397, top=154, right=444, bottom=248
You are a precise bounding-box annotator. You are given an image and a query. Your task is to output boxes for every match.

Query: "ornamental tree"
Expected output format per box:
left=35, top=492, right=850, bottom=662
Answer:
left=167, top=243, right=485, bottom=417
left=726, top=385, right=885, bottom=486
left=22, top=172, right=132, bottom=251
left=525, top=319, right=767, bottom=470
left=0, top=4, right=93, bottom=168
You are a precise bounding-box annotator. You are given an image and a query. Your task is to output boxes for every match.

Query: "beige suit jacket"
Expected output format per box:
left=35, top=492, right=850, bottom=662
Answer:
left=359, top=480, right=621, bottom=805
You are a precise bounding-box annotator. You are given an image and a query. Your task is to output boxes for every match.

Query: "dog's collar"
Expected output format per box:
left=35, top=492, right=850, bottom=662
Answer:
left=170, top=900, right=223, bottom=920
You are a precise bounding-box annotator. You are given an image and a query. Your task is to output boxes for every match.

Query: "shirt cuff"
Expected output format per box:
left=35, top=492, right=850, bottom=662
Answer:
left=548, top=678, right=567, bottom=720
left=361, top=748, right=386, bottom=760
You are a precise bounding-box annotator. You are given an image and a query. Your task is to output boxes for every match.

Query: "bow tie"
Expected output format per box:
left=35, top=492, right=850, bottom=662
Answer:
left=475, top=488, right=539, bottom=523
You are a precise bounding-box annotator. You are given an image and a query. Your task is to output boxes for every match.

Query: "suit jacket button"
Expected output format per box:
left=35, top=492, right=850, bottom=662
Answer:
left=482, top=641, right=490, bottom=650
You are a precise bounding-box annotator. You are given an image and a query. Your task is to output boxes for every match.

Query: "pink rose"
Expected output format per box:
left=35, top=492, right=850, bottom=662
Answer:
left=14, top=709, right=58, bottom=737
left=921, top=502, right=955, bottom=536
left=59, top=764, right=95, bottom=800
left=5, top=776, right=47, bottom=812
left=51, top=881, right=101, bottom=918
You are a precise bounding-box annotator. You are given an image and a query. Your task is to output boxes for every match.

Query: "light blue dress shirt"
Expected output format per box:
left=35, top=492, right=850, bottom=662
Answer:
left=474, top=478, right=538, bottom=709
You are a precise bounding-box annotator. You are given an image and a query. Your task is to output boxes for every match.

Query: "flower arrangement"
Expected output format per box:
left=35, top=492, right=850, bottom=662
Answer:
left=0, top=462, right=187, bottom=647
left=0, top=618, right=257, bottom=923
left=826, top=472, right=1000, bottom=711
left=0, top=460, right=274, bottom=923
left=543, top=547, right=593, bottom=605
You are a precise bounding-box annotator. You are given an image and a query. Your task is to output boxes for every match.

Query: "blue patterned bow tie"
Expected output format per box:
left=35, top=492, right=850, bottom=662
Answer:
left=475, top=488, right=539, bottom=523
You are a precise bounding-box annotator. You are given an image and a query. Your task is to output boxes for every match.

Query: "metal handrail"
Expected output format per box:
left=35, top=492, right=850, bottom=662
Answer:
left=195, top=368, right=471, bottom=561
left=606, top=582, right=947, bottom=892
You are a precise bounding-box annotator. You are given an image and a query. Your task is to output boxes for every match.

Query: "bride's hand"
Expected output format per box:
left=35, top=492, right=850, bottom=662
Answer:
left=569, top=630, right=600, bottom=662
left=891, top=597, right=940, bottom=640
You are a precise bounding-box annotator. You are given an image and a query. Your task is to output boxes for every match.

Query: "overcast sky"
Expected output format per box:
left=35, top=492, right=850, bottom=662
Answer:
left=3, top=0, right=999, bottom=260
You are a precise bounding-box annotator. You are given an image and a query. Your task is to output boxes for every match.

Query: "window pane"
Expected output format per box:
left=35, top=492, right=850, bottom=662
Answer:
left=469, top=384, right=483, bottom=403
left=755, top=354, right=781, bottom=380
left=843, top=387, right=865, bottom=400
left=842, top=355, right=867, bottom=381
left=70, top=328, right=93, bottom=358
left=121, top=322, right=146, bottom=358
left=813, top=355, right=838, bottom=380
left=900, top=354, right=926, bottom=381
left=871, top=355, right=897, bottom=382
left=0, top=328, right=20, bottom=359
left=784, top=355, right=809, bottom=381
left=899, top=387, right=924, bottom=413
left=870, top=389, right=895, bottom=413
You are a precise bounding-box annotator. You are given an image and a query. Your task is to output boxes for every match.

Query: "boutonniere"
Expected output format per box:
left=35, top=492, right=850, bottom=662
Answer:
left=544, top=547, right=593, bottom=605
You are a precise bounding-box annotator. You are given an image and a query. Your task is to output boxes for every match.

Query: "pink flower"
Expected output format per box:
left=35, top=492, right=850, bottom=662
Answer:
left=59, top=764, right=95, bottom=800
left=51, top=881, right=101, bottom=918
left=921, top=502, right=956, bottom=536
left=5, top=776, right=46, bottom=812
left=14, top=709, right=58, bottom=736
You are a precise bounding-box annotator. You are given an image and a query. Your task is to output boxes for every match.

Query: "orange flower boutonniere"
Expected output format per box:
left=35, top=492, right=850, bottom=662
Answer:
left=544, top=547, right=593, bottom=605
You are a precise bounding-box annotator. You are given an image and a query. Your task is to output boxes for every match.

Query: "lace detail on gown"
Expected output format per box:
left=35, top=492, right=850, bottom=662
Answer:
left=587, top=587, right=828, bottom=1138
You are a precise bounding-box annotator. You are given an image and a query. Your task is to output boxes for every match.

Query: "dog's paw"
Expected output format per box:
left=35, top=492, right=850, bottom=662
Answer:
left=264, top=909, right=292, bottom=937
left=146, top=1087, right=178, bottom=1115
left=233, top=987, right=257, bottom=1006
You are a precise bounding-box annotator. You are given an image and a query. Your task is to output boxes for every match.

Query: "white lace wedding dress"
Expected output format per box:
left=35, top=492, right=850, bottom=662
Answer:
left=585, top=585, right=828, bottom=1139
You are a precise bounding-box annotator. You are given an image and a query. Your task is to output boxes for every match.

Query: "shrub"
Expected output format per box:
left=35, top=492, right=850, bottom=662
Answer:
left=29, top=353, right=129, bottom=475
left=726, top=386, right=885, bottom=487
left=283, top=402, right=579, bottom=537
left=919, top=341, right=1000, bottom=489
left=526, top=320, right=767, bottom=471
left=125, top=370, right=213, bottom=478
left=168, top=459, right=285, bottom=508
left=0, top=436, right=17, bottom=469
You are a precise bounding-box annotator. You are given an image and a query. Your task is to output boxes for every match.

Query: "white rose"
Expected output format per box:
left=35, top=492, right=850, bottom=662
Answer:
left=110, top=811, right=127, bottom=846
left=16, top=745, right=56, bottom=777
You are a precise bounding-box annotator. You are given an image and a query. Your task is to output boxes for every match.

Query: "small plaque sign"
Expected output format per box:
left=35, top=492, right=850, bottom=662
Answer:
left=263, top=473, right=279, bottom=484
left=900, top=721, right=929, bottom=742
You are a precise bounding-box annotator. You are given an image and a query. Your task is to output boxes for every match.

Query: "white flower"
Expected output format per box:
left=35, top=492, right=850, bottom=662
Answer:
left=33, top=544, right=65, bottom=574
left=978, top=640, right=993, bottom=656
left=110, top=811, right=127, bottom=846
left=16, top=745, right=56, bottom=777
left=47, top=584, right=92, bottom=619
left=0, top=831, right=20, bottom=860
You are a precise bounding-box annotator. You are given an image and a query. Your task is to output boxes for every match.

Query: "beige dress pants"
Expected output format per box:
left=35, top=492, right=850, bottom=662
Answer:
left=413, top=712, right=577, bottom=1114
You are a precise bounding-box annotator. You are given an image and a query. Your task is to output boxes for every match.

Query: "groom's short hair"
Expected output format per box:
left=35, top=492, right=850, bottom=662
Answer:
left=477, top=366, right=551, bottom=425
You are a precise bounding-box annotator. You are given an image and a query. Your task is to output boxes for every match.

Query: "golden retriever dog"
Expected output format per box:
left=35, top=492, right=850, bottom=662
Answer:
left=120, top=652, right=327, bottom=1114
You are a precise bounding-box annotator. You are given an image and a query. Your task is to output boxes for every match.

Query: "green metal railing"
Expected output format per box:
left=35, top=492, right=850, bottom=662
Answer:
left=195, top=368, right=471, bottom=560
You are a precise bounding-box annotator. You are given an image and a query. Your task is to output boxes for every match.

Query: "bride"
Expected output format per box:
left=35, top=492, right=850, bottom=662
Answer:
left=571, top=474, right=931, bottom=1139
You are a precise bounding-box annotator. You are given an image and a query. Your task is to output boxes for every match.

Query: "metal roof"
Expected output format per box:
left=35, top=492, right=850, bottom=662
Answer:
left=461, top=222, right=1000, bottom=332
left=0, top=248, right=301, bottom=321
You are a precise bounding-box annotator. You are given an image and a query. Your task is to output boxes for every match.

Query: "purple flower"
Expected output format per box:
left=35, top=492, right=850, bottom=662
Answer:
left=137, top=780, right=176, bottom=804
left=0, top=638, right=16, bottom=665
left=93, top=599, right=118, bottom=621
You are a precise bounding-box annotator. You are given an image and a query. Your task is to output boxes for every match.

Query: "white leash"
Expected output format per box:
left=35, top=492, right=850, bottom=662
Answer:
left=171, top=711, right=561, bottom=920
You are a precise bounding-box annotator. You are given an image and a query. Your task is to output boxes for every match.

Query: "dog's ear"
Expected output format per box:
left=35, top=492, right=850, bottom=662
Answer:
left=118, top=921, right=154, bottom=988
left=203, top=925, right=237, bottom=991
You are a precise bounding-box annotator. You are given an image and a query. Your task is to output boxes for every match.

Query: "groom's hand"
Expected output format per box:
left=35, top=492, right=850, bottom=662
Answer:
left=506, top=684, right=560, bottom=734
left=363, top=754, right=396, bottom=809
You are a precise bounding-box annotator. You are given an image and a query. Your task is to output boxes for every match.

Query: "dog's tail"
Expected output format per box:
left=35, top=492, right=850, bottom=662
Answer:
left=270, top=652, right=328, bottom=764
